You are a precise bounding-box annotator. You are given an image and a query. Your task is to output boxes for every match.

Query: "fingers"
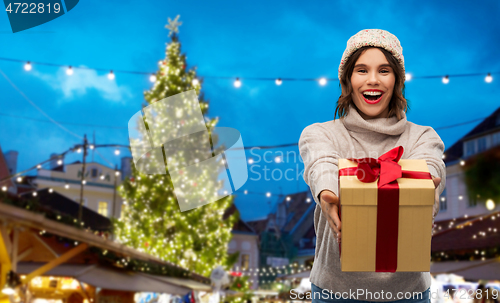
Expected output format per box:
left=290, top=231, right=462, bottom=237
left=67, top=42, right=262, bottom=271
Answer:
left=320, top=191, right=342, bottom=243
left=320, top=190, right=339, bottom=205
left=432, top=176, right=441, bottom=189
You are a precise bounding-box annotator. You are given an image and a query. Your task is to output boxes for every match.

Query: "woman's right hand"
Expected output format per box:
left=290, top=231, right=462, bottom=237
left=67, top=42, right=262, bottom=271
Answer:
left=319, top=190, right=342, bottom=243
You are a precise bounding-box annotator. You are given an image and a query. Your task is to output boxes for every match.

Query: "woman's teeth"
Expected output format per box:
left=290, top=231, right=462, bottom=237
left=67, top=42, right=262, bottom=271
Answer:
left=363, top=92, right=383, bottom=101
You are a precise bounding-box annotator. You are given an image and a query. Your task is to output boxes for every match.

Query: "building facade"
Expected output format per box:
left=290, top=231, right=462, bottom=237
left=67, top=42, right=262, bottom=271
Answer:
left=436, top=107, right=500, bottom=221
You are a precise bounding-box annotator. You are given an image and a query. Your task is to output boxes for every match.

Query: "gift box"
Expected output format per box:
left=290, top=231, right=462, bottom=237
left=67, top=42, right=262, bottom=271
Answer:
left=338, top=146, right=435, bottom=272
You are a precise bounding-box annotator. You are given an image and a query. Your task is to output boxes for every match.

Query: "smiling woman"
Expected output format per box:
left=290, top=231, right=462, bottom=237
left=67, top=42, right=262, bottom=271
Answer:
left=298, top=29, right=446, bottom=303
left=335, top=46, right=408, bottom=120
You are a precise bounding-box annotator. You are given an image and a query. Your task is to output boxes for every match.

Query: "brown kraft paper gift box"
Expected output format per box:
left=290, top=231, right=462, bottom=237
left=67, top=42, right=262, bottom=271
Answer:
left=338, top=156, right=435, bottom=272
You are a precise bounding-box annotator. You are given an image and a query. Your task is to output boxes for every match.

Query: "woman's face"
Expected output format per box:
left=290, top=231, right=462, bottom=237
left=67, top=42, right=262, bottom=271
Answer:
left=350, top=48, right=396, bottom=120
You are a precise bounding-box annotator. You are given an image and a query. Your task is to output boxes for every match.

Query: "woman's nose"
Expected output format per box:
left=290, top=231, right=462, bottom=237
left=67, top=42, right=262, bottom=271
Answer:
left=366, top=72, right=380, bottom=84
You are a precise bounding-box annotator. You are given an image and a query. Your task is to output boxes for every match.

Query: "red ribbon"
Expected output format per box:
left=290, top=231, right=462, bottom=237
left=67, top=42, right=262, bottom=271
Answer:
left=338, top=146, right=431, bottom=272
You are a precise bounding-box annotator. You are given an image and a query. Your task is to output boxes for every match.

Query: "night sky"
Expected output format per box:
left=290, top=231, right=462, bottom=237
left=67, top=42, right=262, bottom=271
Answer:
left=1, top=0, right=499, bottom=220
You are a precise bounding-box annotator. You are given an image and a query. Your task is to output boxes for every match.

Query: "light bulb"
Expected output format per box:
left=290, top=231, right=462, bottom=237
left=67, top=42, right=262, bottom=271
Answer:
left=234, top=78, right=241, bottom=88
left=442, top=75, right=449, bottom=84
left=49, top=188, right=53, bottom=193
left=318, top=78, right=327, bottom=86
left=485, top=73, right=493, bottom=83
left=115, top=149, right=120, bottom=155
left=1, top=186, right=6, bottom=192
left=275, top=78, right=282, bottom=85
left=16, top=177, right=22, bottom=182
left=486, top=199, right=496, bottom=210
left=57, top=159, right=63, bottom=165
left=192, top=78, right=199, bottom=86
left=149, top=74, right=157, bottom=82
left=405, top=73, right=412, bottom=81
left=244, top=190, right=248, bottom=194
left=248, top=158, right=254, bottom=164
left=66, top=66, right=74, bottom=76
left=24, top=62, right=32, bottom=71
left=460, top=160, right=465, bottom=166
left=108, top=71, right=115, bottom=80
left=266, top=192, right=271, bottom=197
left=274, top=156, right=281, bottom=163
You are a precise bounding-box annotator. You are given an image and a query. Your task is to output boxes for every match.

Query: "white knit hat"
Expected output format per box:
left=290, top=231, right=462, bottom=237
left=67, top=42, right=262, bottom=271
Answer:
left=338, top=29, right=405, bottom=82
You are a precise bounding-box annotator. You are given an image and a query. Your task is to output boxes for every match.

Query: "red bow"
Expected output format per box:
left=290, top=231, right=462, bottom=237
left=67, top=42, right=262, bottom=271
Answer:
left=346, top=146, right=404, bottom=186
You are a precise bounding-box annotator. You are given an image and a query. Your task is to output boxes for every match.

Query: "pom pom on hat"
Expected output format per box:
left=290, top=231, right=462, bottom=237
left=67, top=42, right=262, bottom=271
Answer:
left=338, top=29, right=405, bottom=82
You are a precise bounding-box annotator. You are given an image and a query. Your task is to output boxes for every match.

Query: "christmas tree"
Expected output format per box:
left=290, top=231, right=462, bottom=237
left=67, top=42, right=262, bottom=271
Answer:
left=114, top=15, right=238, bottom=276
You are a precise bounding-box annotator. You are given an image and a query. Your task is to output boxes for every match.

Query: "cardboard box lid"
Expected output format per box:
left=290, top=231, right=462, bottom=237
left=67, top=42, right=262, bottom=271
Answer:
left=339, top=159, right=435, bottom=206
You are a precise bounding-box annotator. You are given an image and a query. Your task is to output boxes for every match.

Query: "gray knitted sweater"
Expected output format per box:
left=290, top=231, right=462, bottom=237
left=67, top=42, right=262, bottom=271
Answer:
left=298, top=105, right=446, bottom=302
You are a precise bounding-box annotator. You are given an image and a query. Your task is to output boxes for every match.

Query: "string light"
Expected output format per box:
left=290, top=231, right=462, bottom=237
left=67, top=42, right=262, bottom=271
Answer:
left=6, top=57, right=497, bottom=88
left=65, top=183, right=70, bottom=189
left=16, top=177, right=22, bottom=182
left=57, top=159, right=63, bottom=165
left=486, top=199, right=496, bottom=210
left=266, top=192, right=271, bottom=197
left=115, top=149, right=120, bottom=155
left=234, top=78, right=241, bottom=88
left=66, top=66, right=73, bottom=76
left=485, top=73, right=493, bottom=83
left=460, top=160, right=465, bottom=166
left=149, top=74, right=157, bottom=82
left=248, top=158, right=254, bottom=164
left=442, top=75, right=449, bottom=84
left=48, top=188, right=53, bottom=193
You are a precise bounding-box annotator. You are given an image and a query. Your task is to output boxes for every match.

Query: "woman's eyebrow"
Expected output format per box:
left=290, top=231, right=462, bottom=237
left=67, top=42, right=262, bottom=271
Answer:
left=354, top=63, right=391, bottom=68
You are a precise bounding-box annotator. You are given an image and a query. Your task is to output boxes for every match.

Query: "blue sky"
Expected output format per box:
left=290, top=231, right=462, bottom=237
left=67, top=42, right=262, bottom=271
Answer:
left=1, top=0, right=499, bottom=221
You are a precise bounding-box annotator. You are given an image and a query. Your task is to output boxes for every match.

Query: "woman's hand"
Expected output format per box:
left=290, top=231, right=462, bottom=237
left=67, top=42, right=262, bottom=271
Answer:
left=319, top=190, right=342, bottom=243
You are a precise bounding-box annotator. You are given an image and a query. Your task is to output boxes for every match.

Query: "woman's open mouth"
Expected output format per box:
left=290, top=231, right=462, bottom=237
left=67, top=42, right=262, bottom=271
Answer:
left=362, top=92, right=384, bottom=104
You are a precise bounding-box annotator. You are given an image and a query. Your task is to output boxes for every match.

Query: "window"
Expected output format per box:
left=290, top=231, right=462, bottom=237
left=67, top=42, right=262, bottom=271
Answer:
left=477, top=137, right=487, bottom=153
left=465, top=140, right=475, bottom=157
left=91, top=168, right=98, bottom=178
left=493, top=132, right=500, bottom=147
left=468, top=195, right=478, bottom=208
left=241, top=254, right=249, bottom=271
left=98, top=201, right=109, bottom=217
left=439, top=188, right=447, bottom=211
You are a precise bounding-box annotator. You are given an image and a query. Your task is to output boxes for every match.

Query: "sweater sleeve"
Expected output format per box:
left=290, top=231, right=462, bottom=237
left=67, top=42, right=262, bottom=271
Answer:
left=299, top=123, right=341, bottom=205
left=405, top=127, right=446, bottom=219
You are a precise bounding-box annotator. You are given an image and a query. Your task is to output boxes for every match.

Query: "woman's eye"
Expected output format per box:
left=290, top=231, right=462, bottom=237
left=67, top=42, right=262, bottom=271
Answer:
left=381, top=70, right=390, bottom=73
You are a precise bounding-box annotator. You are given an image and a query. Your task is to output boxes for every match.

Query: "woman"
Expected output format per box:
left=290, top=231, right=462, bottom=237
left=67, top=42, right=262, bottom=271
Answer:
left=298, top=29, right=446, bottom=303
